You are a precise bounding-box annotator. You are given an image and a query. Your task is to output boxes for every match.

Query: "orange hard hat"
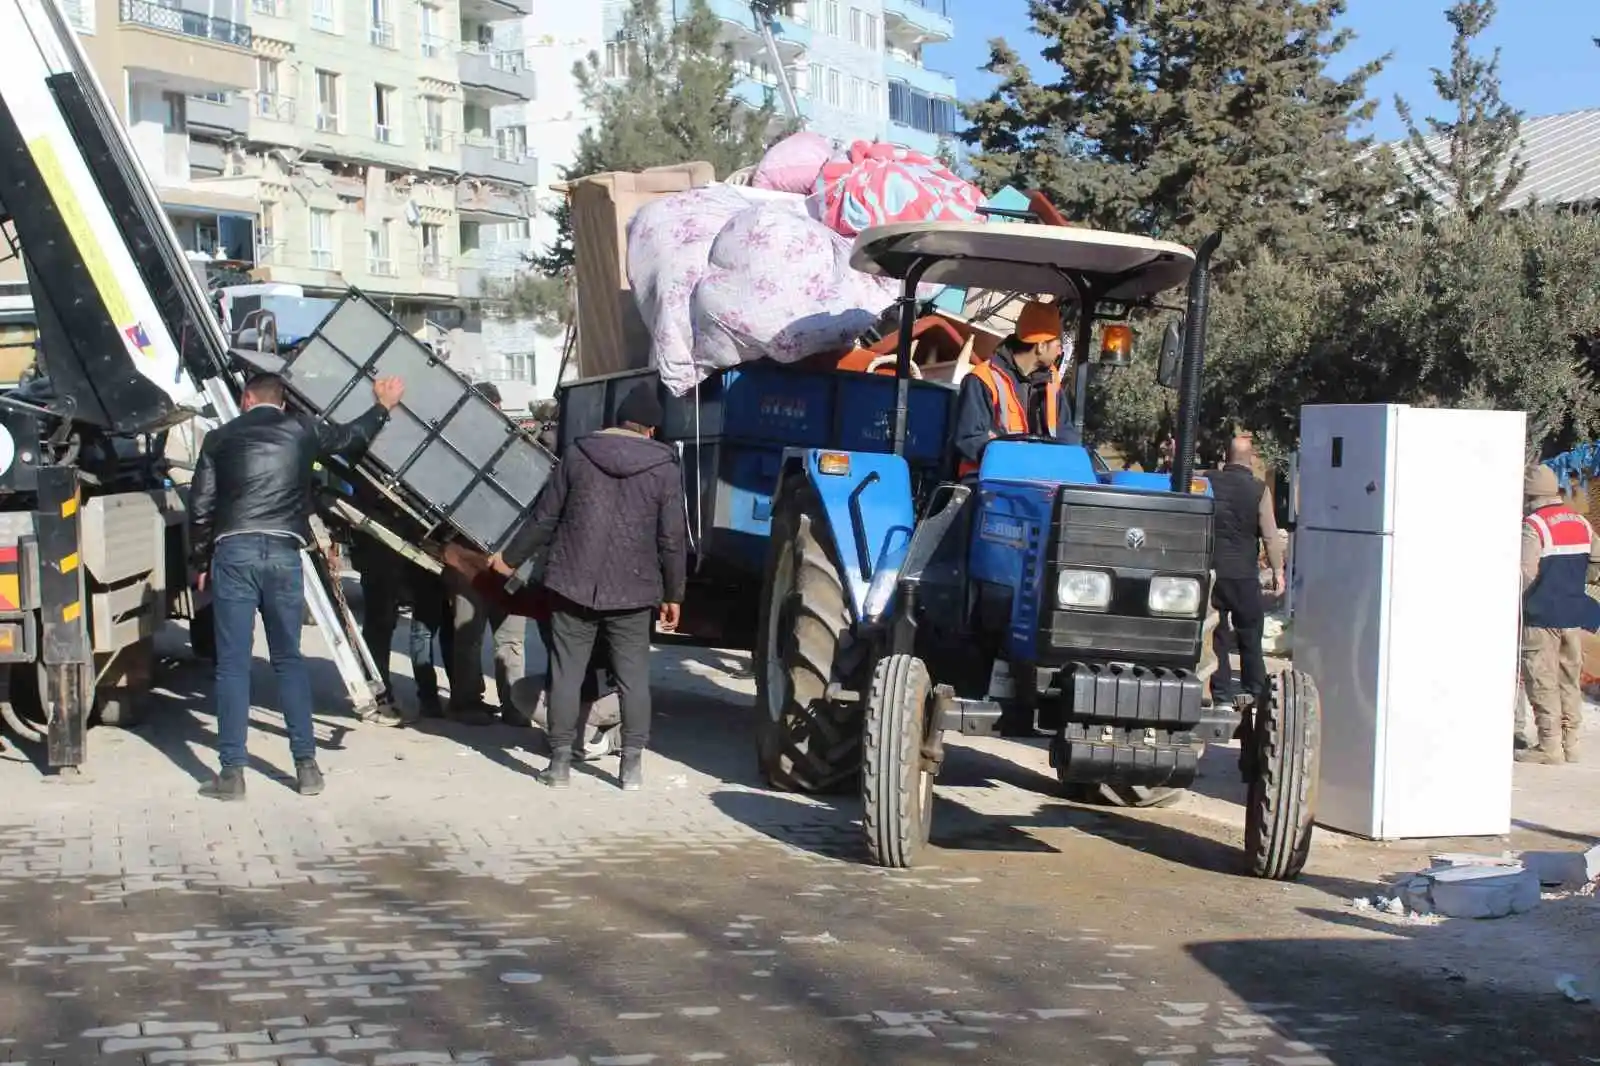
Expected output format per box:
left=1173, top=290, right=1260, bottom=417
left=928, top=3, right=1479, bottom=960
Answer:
left=1015, top=300, right=1062, bottom=345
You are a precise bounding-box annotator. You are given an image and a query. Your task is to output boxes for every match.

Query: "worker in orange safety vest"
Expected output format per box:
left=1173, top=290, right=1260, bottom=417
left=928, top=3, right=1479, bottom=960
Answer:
left=953, top=300, right=1080, bottom=479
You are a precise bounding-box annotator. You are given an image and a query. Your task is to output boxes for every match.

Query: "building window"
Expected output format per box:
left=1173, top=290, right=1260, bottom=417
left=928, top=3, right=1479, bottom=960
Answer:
left=869, top=80, right=882, bottom=117
left=189, top=91, right=228, bottom=105
left=60, top=0, right=93, bottom=32
left=315, top=70, right=340, bottom=132
left=369, top=0, right=394, bottom=47
left=806, top=62, right=823, bottom=97
left=421, top=222, right=442, bottom=258
left=848, top=7, right=863, bottom=44
left=373, top=84, right=397, bottom=143
left=888, top=80, right=957, bottom=135
left=309, top=208, right=336, bottom=269
left=849, top=76, right=865, bottom=114
left=367, top=222, right=394, bottom=275
left=865, top=12, right=878, bottom=50
left=603, top=38, right=631, bottom=78
left=459, top=219, right=481, bottom=254
left=825, top=68, right=841, bottom=108
left=255, top=57, right=292, bottom=121
left=310, top=0, right=335, bottom=32
left=418, top=2, right=442, bottom=56
left=160, top=92, right=186, bottom=132
left=823, top=0, right=839, bottom=36
left=421, top=95, right=445, bottom=150
left=495, top=125, right=526, bottom=162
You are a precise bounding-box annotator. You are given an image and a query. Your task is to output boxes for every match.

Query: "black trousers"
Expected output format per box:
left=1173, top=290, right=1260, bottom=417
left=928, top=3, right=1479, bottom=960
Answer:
left=536, top=613, right=615, bottom=705
left=1210, top=575, right=1267, bottom=702
left=547, top=598, right=654, bottom=755
left=358, top=557, right=403, bottom=701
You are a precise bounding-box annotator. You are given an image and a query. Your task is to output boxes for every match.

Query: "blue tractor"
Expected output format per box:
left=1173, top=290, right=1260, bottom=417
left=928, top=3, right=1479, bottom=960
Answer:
left=556, top=217, right=1322, bottom=881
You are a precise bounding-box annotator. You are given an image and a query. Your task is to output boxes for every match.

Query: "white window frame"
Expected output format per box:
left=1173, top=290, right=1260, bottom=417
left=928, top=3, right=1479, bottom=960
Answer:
left=824, top=0, right=839, bottom=36
left=373, top=83, right=398, bottom=143
left=310, top=0, right=335, bottom=32
left=825, top=67, right=841, bottom=108
left=315, top=70, right=340, bottom=132
left=309, top=208, right=336, bottom=269
left=865, top=12, right=878, bottom=50
left=366, top=221, right=394, bottom=276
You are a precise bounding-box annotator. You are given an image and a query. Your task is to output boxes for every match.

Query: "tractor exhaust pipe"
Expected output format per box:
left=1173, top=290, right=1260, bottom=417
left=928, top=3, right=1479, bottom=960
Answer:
left=1171, top=232, right=1222, bottom=494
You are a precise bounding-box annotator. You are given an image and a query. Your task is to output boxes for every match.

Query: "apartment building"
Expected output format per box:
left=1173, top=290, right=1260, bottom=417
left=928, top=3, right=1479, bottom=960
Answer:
left=1, top=0, right=542, bottom=396
left=0, top=0, right=259, bottom=334
left=238, top=0, right=537, bottom=358
left=599, top=0, right=958, bottom=156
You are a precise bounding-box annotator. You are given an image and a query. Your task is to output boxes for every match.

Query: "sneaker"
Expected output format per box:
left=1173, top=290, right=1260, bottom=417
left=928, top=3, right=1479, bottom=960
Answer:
left=573, top=725, right=618, bottom=762
left=540, top=752, right=572, bottom=789
left=199, top=767, right=246, bottom=802
left=296, top=759, right=325, bottom=796
left=362, top=701, right=406, bottom=728
left=619, top=751, right=643, bottom=791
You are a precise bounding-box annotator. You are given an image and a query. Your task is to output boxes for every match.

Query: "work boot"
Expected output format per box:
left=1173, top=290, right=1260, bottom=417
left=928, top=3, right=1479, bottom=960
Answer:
left=1515, top=735, right=1565, bottom=765
left=619, top=750, right=643, bottom=792
left=296, top=759, right=325, bottom=796
left=448, top=702, right=497, bottom=727
left=539, top=752, right=572, bottom=789
left=199, top=767, right=246, bottom=802
left=1563, top=727, right=1582, bottom=764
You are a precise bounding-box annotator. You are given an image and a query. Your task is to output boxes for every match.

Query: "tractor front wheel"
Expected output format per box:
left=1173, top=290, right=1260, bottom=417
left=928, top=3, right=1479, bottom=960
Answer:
left=754, top=482, right=862, bottom=793
left=861, top=653, right=936, bottom=869
left=1244, top=668, right=1322, bottom=881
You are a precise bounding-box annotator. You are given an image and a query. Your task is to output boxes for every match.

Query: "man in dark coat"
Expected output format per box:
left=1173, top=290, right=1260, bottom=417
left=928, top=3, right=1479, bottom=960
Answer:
left=496, top=384, right=686, bottom=790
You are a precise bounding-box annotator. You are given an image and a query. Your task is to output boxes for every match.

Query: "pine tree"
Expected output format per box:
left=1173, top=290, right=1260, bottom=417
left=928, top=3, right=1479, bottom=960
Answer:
left=1394, top=0, right=1526, bottom=219
left=503, top=0, right=787, bottom=327
left=961, top=0, right=1404, bottom=261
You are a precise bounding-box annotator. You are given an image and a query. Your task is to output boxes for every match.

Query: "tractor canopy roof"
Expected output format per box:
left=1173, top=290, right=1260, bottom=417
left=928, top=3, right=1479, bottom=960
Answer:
left=849, top=221, right=1195, bottom=304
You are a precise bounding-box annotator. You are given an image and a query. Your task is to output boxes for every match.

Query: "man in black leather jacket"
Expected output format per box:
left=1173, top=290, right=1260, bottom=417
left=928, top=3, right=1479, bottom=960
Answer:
left=189, top=371, right=404, bottom=801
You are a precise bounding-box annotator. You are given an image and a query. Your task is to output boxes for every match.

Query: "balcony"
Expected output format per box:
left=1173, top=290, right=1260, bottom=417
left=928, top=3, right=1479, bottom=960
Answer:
left=253, top=92, right=296, bottom=125
left=367, top=257, right=398, bottom=278
left=732, top=76, right=809, bottom=120
left=458, top=45, right=535, bottom=101
left=457, top=181, right=528, bottom=221
left=704, top=0, right=810, bottom=53
left=458, top=0, right=531, bottom=20
left=419, top=33, right=453, bottom=60
left=458, top=261, right=485, bottom=299
left=416, top=256, right=457, bottom=297
left=882, top=0, right=952, bottom=45
left=884, top=54, right=956, bottom=98
left=887, top=122, right=940, bottom=157
left=461, top=138, right=535, bottom=185
left=119, top=0, right=252, bottom=48
left=187, top=138, right=228, bottom=175
left=187, top=93, right=250, bottom=136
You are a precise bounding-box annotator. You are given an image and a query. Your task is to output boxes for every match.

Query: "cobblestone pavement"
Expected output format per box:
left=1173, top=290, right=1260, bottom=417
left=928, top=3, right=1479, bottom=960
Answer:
left=0, top=624, right=1592, bottom=1065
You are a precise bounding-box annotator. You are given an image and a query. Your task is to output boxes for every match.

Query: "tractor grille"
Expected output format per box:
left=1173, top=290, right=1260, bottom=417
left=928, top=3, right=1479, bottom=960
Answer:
left=1051, top=489, right=1212, bottom=573
left=1040, top=486, right=1213, bottom=666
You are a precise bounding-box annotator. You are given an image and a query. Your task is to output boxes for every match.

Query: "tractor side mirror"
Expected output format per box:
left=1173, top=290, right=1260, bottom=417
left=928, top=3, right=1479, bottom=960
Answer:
left=1156, top=322, right=1183, bottom=389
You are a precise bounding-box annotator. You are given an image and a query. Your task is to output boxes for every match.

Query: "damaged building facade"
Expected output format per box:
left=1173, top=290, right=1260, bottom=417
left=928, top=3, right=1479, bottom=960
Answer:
left=0, top=0, right=556, bottom=405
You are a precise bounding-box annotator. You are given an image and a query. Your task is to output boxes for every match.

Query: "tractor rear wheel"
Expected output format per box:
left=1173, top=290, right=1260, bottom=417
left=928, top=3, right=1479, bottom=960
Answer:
left=754, top=482, right=861, bottom=793
left=1245, top=668, right=1322, bottom=881
left=1064, top=782, right=1185, bottom=808
left=861, top=653, right=935, bottom=869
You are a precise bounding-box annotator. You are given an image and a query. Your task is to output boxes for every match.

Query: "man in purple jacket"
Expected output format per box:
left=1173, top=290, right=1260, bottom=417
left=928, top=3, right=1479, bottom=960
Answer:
left=500, top=384, right=686, bottom=790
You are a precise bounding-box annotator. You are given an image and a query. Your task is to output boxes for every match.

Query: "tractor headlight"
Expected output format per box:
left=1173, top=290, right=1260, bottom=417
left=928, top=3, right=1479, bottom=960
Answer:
left=1148, top=575, right=1203, bottom=617
left=1057, top=569, right=1112, bottom=610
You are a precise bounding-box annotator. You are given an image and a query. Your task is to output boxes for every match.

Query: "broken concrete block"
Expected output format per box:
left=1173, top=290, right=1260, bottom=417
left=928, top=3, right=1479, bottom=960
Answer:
left=1426, top=864, right=1541, bottom=919
left=1430, top=852, right=1518, bottom=870
left=1586, top=844, right=1600, bottom=885
left=1520, top=851, right=1590, bottom=888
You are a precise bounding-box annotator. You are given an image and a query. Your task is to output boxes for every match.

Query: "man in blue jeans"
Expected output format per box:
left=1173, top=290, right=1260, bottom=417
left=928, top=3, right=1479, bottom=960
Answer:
left=189, top=372, right=404, bottom=800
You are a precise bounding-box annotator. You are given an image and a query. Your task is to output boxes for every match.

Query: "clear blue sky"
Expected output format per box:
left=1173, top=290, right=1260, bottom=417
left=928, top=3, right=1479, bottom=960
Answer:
left=927, top=0, right=1600, bottom=141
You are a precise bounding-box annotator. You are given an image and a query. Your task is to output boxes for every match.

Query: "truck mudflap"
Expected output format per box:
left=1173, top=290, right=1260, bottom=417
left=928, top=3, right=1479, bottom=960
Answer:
left=35, top=466, right=91, bottom=770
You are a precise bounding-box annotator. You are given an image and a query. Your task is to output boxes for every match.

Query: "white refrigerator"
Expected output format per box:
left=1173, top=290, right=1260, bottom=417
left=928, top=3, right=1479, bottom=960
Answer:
left=1294, top=404, right=1525, bottom=840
